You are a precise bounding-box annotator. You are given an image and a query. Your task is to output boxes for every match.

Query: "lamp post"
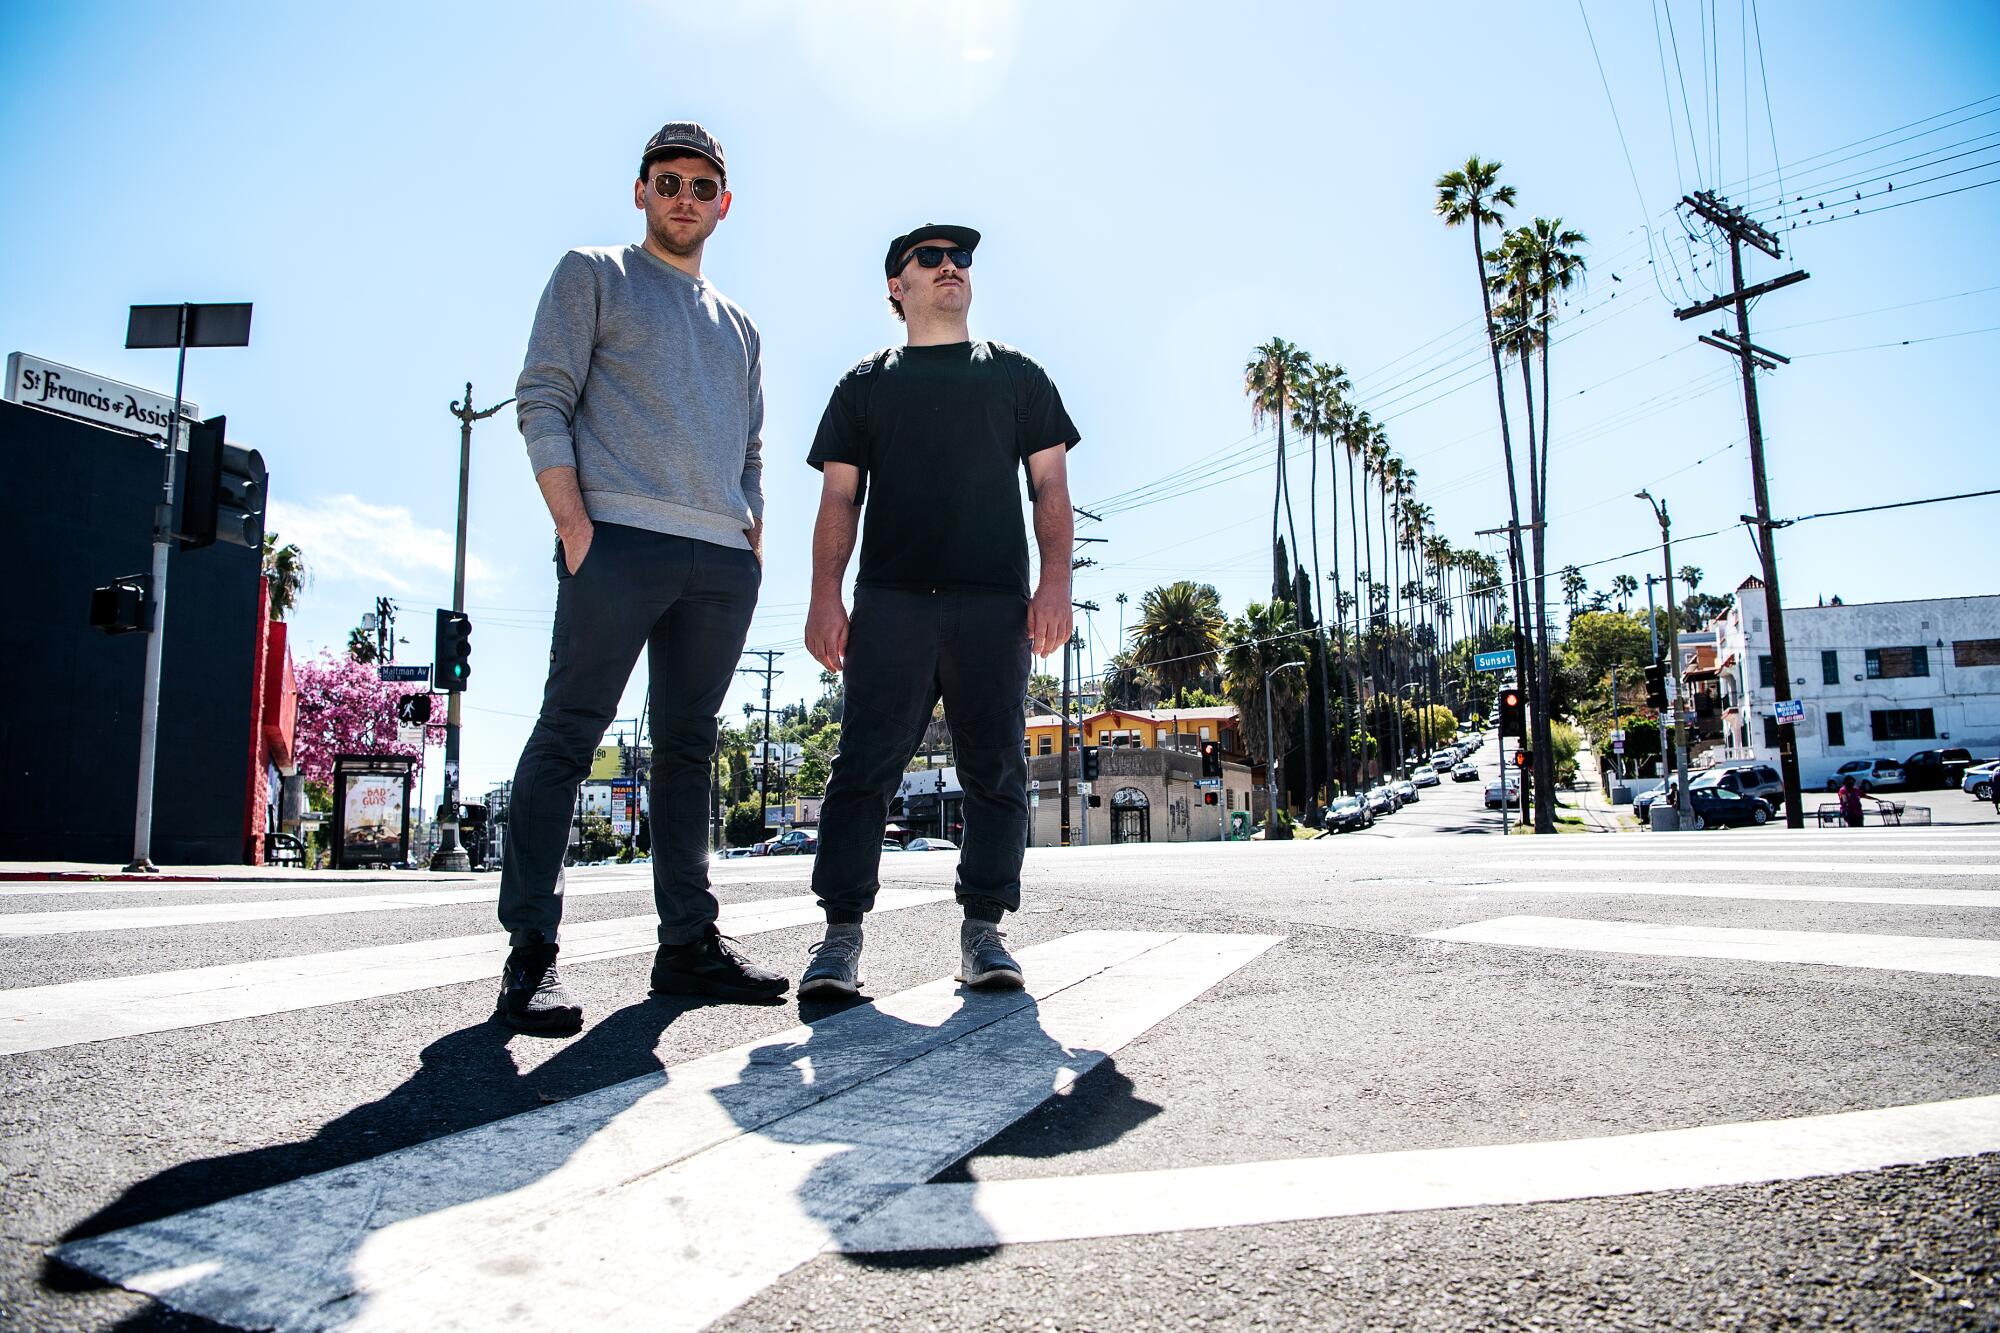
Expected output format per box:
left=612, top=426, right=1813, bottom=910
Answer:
left=1263, top=660, right=1307, bottom=836
left=1636, top=490, right=1692, bottom=828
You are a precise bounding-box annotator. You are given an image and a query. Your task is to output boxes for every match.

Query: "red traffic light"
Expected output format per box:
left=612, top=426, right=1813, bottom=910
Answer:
left=1511, top=750, right=1531, bottom=768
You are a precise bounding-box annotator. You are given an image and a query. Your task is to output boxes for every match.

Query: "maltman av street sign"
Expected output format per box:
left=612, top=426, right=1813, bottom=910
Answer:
left=1474, top=649, right=1517, bottom=672
left=379, top=665, right=432, bottom=683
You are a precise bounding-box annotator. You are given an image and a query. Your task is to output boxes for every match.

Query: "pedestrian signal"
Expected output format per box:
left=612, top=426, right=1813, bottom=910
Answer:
left=1199, top=740, right=1223, bottom=778
left=435, top=609, right=472, bottom=691
left=396, top=693, right=434, bottom=725
left=1498, top=688, right=1525, bottom=739
left=1081, top=745, right=1101, bottom=782
left=89, top=574, right=151, bottom=634
left=1203, top=791, right=1219, bottom=806
left=1512, top=749, right=1532, bottom=769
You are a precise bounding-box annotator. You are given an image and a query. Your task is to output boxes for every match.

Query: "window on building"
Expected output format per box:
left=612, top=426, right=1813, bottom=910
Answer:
left=1826, top=712, right=1845, bottom=747
left=1865, top=647, right=1930, bottom=679
left=1225, top=788, right=1235, bottom=811
left=1870, top=708, right=1937, bottom=742
left=1954, top=638, right=2000, bottom=667
left=1821, top=650, right=1839, bottom=685
left=1037, top=737, right=1052, bottom=756
left=1758, top=655, right=1775, bottom=689
left=1199, top=726, right=1211, bottom=739
left=1762, top=716, right=1781, bottom=749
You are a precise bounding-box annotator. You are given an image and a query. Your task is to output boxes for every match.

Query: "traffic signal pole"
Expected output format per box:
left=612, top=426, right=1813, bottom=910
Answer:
left=123, top=320, right=189, bottom=873
left=433, top=383, right=511, bottom=872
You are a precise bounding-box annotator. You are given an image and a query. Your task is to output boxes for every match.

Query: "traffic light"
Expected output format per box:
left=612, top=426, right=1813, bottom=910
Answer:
left=1643, top=662, right=1667, bottom=710
left=89, top=574, right=151, bottom=634
left=1512, top=749, right=1532, bottom=770
left=178, top=415, right=267, bottom=551
left=1498, top=688, right=1525, bottom=739
left=1203, top=791, right=1219, bottom=806
left=1200, top=740, right=1223, bottom=778
left=1081, top=745, right=1101, bottom=782
left=435, top=609, right=472, bottom=691
left=396, top=693, right=434, bottom=725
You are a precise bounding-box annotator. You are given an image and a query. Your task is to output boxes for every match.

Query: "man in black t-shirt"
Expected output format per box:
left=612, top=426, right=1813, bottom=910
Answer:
left=800, top=223, right=1079, bottom=999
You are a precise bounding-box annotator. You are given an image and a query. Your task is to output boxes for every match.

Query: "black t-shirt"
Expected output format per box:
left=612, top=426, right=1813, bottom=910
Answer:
left=808, top=340, right=1079, bottom=597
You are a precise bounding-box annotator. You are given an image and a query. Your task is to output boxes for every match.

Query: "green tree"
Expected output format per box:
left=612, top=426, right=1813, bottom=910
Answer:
left=1131, top=581, right=1226, bottom=698
left=1244, top=338, right=1312, bottom=607
left=346, top=626, right=378, bottom=664
left=262, top=532, right=309, bottom=620
left=725, top=801, right=768, bottom=848
left=1221, top=599, right=1306, bottom=814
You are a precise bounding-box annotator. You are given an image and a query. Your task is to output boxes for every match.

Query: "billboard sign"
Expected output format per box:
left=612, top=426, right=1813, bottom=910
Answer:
left=330, top=755, right=414, bottom=869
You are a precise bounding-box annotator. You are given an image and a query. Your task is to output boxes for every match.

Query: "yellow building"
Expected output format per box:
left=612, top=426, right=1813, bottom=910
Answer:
left=1021, top=705, right=1241, bottom=759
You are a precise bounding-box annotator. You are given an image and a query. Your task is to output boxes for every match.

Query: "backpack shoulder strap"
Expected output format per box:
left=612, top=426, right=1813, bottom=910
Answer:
left=845, top=347, right=894, bottom=505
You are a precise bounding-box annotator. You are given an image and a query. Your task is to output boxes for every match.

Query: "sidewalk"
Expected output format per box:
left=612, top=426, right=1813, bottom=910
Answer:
left=0, top=862, right=486, bottom=885
left=1568, top=744, right=1639, bottom=834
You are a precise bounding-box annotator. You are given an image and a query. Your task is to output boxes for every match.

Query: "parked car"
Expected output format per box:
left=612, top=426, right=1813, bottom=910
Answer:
left=1452, top=762, right=1479, bottom=782
left=1395, top=778, right=1420, bottom=804
left=1823, top=757, right=1904, bottom=793
left=1365, top=786, right=1397, bottom=816
left=1962, top=761, right=2000, bottom=801
left=763, top=829, right=818, bottom=856
left=1430, top=752, right=1457, bottom=772
left=1900, top=747, right=1973, bottom=792
left=880, top=839, right=906, bottom=852
left=1692, top=763, right=1786, bottom=811
left=1483, top=778, right=1520, bottom=810
left=1322, top=794, right=1374, bottom=833
left=1686, top=786, right=1772, bottom=829
left=1413, top=767, right=1441, bottom=788
left=713, top=847, right=756, bottom=861
left=905, top=837, right=958, bottom=852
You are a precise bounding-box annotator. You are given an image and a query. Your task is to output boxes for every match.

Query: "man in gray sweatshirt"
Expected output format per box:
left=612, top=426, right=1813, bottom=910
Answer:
left=497, top=121, right=789, bottom=1034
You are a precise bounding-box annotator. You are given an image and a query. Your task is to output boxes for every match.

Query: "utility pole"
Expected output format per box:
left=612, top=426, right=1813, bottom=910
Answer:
left=737, top=649, right=781, bottom=834
left=1675, top=190, right=1810, bottom=829
left=375, top=596, right=395, bottom=663
left=1644, top=572, right=1671, bottom=797
left=1059, top=628, right=1073, bottom=848
left=432, top=383, right=511, bottom=871
left=1638, top=492, right=1691, bottom=827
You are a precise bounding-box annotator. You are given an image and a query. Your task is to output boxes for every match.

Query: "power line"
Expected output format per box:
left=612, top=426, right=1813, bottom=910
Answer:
left=1791, top=324, right=2000, bottom=357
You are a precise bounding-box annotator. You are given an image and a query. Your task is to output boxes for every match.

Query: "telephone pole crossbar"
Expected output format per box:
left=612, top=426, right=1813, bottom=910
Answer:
left=1675, top=190, right=1811, bottom=829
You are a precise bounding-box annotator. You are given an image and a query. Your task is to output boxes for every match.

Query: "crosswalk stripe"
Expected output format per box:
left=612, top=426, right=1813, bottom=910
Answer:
left=0, top=889, right=950, bottom=1056
left=56, top=929, right=1280, bottom=1332
left=0, top=881, right=660, bottom=936
left=833, top=1093, right=2000, bottom=1253
left=1431, top=880, right=2000, bottom=908
left=1422, top=915, right=2000, bottom=977
left=1500, top=859, right=1994, bottom=877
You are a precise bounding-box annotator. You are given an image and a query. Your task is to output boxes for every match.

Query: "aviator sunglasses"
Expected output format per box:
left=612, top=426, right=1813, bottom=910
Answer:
left=650, top=171, right=723, bottom=202
left=899, top=245, right=974, bottom=272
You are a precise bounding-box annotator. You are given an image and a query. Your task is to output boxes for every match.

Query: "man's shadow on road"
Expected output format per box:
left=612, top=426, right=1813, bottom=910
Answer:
left=725, top=991, right=1162, bottom=1271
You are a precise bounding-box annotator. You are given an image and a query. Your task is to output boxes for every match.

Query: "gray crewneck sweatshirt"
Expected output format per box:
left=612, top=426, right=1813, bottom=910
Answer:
left=516, top=244, right=763, bottom=549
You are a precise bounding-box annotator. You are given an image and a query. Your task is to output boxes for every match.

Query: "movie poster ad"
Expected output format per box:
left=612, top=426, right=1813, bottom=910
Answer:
left=333, top=758, right=412, bottom=868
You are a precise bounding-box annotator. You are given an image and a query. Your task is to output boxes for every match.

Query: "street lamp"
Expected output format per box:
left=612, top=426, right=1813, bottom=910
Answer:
left=1263, top=660, right=1307, bottom=836
left=1635, top=490, right=1692, bottom=828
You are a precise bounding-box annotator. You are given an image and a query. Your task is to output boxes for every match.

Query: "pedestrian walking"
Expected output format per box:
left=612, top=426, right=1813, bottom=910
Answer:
left=495, top=121, right=787, bottom=1034
left=799, top=224, right=1079, bottom=998
left=1838, top=775, right=1865, bottom=828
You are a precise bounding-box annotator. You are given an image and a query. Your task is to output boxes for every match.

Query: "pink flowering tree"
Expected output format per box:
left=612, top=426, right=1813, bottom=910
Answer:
left=293, top=650, right=445, bottom=786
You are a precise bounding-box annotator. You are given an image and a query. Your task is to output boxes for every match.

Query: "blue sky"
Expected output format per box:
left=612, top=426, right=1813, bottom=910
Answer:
left=5, top=1, right=1996, bottom=795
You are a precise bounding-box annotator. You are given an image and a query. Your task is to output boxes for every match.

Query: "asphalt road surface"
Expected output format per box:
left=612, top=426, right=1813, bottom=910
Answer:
left=5, top=822, right=1997, bottom=1330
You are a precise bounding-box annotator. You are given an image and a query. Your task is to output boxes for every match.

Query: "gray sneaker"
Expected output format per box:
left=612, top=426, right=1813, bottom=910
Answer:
left=799, top=924, right=864, bottom=999
left=958, top=921, right=1024, bottom=990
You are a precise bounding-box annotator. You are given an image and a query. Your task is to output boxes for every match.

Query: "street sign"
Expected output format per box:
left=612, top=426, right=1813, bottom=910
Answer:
left=1474, top=650, right=1516, bottom=672
left=1194, top=777, right=1222, bottom=789
left=1612, top=739, right=1626, bottom=754
left=1075, top=782, right=1093, bottom=796
left=1775, top=699, right=1804, bottom=724
left=379, top=664, right=430, bottom=683
left=397, top=725, right=425, bottom=747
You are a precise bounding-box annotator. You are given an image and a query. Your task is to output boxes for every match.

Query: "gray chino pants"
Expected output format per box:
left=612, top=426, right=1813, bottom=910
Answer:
left=499, top=522, right=758, bottom=947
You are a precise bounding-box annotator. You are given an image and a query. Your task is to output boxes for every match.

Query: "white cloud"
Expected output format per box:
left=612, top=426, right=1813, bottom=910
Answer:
left=266, top=495, right=492, bottom=594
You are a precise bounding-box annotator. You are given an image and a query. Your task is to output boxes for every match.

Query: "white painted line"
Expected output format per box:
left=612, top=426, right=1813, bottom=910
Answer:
left=58, top=930, right=1280, bottom=1333
left=1436, top=880, right=2000, bottom=908
left=835, top=1094, right=2000, bottom=1252
left=1423, top=914, right=2000, bottom=977
left=0, top=880, right=660, bottom=935
left=1500, top=859, right=1995, bottom=878
left=0, top=889, right=949, bottom=1056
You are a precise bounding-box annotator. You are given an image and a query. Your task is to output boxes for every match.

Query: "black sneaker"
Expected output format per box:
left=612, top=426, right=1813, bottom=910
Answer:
left=651, top=926, right=790, bottom=1003
left=497, top=941, right=583, bottom=1034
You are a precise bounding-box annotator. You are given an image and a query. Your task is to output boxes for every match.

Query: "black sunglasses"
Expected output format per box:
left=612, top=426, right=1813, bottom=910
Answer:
left=651, top=171, right=722, bottom=202
left=899, top=245, right=973, bottom=272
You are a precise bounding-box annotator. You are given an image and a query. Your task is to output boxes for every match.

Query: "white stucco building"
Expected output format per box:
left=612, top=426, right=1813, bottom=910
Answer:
left=1696, top=580, right=2000, bottom=786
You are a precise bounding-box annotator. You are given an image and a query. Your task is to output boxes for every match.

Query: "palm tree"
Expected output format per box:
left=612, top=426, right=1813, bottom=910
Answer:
left=262, top=532, right=309, bottom=620
left=346, top=626, right=379, bottom=664
left=1221, top=599, right=1304, bottom=812
left=1560, top=564, right=1588, bottom=621
left=1437, top=156, right=1544, bottom=829
left=1131, top=581, right=1226, bottom=700
left=1097, top=650, right=1158, bottom=712
left=1292, top=361, right=1349, bottom=800
left=1678, top=565, right=1703, bottom=593
left=1610, top=573, right=1639, bottom=611
left=1244, top=338, right=1312, bottom=608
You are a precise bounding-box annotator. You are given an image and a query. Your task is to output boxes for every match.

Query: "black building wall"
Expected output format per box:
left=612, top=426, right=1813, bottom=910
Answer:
left=0, top=400, right=261, bottom=863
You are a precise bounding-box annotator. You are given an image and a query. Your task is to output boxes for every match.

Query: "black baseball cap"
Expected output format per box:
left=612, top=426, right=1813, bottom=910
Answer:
left=884, top=224, right=980, bottom=277
left=641, top=122, right=726, bottom=185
